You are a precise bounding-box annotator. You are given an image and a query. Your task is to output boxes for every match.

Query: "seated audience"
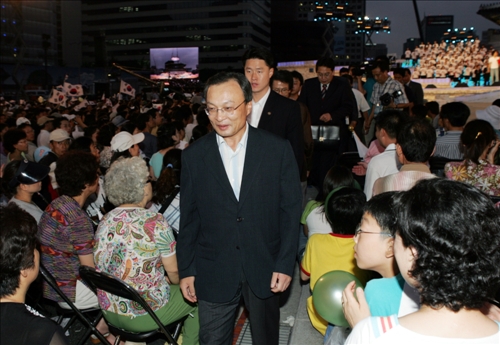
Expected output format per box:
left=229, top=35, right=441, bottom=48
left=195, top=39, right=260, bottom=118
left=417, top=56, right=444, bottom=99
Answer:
left=301, top=166, right=360, bottom=237
left=434, top=102, right=470, bottom=160
left=352, top=192, right=419, bottom=323
left=38, top=151, right=112, bottom=342
left=94, top=156, right=199, bottom=344
left=2, top=159, right=49, bottom=223
left=373, top=119, right=436, bottom=195
left=363, top=110, right=406, bottom=199
left=445, top=119, right=500, bottom=196
left=300, top=187, right=369, bottom=336
left=0, top=203, right=69, bottom=345
left=344, top=179, right=500, bottom=344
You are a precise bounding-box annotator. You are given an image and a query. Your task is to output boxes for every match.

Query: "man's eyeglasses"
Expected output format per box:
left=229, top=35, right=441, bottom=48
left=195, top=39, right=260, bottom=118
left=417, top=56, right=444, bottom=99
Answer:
left=205, top=100, right=246, bottom=117
left=273, top=88, right=289, bottom=94
left=317, top=72, right=331, bottom=78
left=354, top=227, right=392, bottom=238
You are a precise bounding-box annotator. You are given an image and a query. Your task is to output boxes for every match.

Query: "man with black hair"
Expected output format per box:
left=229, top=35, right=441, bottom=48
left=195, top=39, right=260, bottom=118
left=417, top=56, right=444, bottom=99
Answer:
left=363, top=110, right=406, bottom=199
left=365, top=61, right=408, bottom=138
left=298, top=57, right=357, bottom=193
left=242, top=47, right=304, bottom=178
left=373, top=119, right=436, bottom=195
left=403, top=68, right=424, bottom=106
left=434, top=102, right=470, bottom=160
left=290, top=70, right=304, bottom=101
left=425, top=101, right=440, bottom=128
left=392, top=68, right=415, bottom=115
left=271, top=70, right=313, bottom=194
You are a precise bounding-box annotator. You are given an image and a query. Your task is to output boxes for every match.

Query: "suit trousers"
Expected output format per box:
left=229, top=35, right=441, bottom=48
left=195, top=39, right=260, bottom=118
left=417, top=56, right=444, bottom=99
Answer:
left=198, top=278, right=281, bottom=345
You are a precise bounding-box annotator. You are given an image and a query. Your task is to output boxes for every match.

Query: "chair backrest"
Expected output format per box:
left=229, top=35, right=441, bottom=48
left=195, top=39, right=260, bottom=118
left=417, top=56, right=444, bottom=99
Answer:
left=39, top=265, right=110, bottom=345
left=79, top=265, right=176, bottom=344
left=40, top=264, right=79, bottom=308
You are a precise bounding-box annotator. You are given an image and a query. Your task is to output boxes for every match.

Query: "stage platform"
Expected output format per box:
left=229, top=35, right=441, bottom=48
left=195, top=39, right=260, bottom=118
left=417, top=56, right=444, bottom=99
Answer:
left=424, top=86, right=500, bottom=119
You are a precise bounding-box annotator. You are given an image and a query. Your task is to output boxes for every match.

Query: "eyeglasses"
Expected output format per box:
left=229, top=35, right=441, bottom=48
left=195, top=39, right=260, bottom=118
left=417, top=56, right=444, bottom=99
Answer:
left=273, top=88, right=289, bottom=94
left=205, top=100, right=246, bottom=117
left=354, top=227, right=392, bottom=238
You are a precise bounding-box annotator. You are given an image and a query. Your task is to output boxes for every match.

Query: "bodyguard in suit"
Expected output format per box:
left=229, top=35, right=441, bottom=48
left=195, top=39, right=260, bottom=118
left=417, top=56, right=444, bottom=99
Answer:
left=298, top=57, right=357, bottom=194
left=242, top=47, right=304, bottom=176
left=177, top=72, right=302, bottom=345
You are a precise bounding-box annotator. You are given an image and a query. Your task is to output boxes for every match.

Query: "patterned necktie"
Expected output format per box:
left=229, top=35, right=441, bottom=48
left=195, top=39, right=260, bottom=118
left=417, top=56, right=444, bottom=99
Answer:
left=321, top=84, right=327, bottom=100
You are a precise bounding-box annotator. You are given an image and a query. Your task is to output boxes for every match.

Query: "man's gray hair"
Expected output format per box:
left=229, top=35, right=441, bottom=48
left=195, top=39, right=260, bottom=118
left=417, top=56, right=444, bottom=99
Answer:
left=104, top=156, right=148, bottom=206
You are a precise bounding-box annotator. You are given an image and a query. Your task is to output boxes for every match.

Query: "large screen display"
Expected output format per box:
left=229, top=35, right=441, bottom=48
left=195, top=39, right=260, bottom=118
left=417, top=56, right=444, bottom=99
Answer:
left=150, top=47, right=199, bottom=79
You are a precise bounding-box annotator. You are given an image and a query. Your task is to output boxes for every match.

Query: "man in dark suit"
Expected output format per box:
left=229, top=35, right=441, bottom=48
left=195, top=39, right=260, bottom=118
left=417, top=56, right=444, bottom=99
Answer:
left=177, top=72, right=302, bottom=345
left=404, top=68, right=424, bottom=105
left=242, top=47, right=304, bottom=176
left=298, top=57, right=357, bottom=194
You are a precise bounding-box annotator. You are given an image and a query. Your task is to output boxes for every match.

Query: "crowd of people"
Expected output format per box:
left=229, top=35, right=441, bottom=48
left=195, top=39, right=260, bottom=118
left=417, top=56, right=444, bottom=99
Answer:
left=0, top=45, right=499, bottom=345
left=404, top=39, right=500, bottom=85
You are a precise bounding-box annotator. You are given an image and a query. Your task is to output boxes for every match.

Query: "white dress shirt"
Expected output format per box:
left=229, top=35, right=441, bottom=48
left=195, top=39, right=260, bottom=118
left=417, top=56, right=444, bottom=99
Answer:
left=216, top=122, right=249, bottom=200
left=248, top=87, right=271, bottom=128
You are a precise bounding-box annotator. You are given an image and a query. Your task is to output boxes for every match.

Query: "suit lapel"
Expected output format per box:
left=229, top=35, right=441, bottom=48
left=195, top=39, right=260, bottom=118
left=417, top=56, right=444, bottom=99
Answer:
left=324, top=78, right=338, bottom=101
left=202, top=133, right=239, bottom=204
left=238, top=127, right=263, bottom=208
left=257, top=90, right=274, bottom=129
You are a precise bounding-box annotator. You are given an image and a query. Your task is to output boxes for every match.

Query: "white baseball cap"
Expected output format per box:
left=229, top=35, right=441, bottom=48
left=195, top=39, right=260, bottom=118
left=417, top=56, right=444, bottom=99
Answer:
left=110, top=131, right=144, bottom=152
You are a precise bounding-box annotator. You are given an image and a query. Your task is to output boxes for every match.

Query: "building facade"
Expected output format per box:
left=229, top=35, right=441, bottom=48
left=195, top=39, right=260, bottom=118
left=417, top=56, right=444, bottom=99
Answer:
left=0, top=0, right=61, bottom=66
left=81, top=0, right=271, bottom=70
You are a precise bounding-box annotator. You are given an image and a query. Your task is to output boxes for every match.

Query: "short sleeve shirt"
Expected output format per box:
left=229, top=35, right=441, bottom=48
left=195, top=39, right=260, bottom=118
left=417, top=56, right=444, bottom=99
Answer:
left=39, top=195, right=95, bottom=302
left=94, top=208, right=176, bottom=317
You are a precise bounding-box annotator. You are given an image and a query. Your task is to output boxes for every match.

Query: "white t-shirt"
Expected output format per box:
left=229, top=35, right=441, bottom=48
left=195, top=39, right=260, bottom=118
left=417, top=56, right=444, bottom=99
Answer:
left=364, top=143, right=398, bottom=200
left=346, top=316, right=500, bottom=345
left=489, top=56, right=499, bottom=69
left=352, top=88, right=370, bottom=116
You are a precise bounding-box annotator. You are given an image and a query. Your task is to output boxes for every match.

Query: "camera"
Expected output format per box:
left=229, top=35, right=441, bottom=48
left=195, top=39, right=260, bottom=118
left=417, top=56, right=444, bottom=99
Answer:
left=380, top=90, right=403, bottom=106
left=352, top=67, right=364, bottom=77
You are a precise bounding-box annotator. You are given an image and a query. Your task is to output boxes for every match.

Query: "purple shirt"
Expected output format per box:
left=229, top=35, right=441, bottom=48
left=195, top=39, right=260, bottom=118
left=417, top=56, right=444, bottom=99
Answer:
left=39, top=195, right=95, bottom=302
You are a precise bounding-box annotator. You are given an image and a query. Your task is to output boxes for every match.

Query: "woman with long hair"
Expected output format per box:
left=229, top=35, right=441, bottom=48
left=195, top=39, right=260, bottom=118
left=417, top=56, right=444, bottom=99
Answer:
left=444, top=119, right=500, bottom=195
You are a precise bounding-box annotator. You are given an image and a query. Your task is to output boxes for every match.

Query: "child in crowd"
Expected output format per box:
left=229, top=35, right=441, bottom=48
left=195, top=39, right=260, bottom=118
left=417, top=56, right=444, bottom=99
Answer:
left=300, top=166, right=360, bottom=238
left=353, top=192, right=419, bottom=319
left=300, top=187, right=370, bottom=336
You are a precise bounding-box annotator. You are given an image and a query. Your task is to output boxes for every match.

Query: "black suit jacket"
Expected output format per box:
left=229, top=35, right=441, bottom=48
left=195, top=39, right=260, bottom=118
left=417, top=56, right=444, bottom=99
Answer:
left=177, top=126, right=302, bottom=303
left=408, top=80, right=424, bottom=105
left=258, top=90, right=305, bottom=177
left=298, top=77, right=356, bottom=126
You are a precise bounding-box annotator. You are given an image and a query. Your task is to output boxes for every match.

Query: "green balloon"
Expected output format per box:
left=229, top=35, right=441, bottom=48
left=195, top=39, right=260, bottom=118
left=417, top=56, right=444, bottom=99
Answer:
left=312, top=270, right=363, bottom=327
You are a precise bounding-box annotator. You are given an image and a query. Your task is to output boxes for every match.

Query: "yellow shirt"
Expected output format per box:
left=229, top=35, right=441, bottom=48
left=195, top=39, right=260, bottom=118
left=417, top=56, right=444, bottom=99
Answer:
left=300, top=233, right=370, bottom=335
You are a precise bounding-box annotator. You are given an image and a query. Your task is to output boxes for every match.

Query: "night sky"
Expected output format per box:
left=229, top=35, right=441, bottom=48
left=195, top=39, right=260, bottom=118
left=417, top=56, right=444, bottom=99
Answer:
left=365, top=0, right=498, bottom=55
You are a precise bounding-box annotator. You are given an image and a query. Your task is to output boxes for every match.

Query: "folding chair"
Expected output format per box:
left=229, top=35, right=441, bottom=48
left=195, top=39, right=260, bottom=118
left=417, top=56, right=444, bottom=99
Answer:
left=39, top=265, right=111, bottom=345
left=79, top=265, right=184, bottom=345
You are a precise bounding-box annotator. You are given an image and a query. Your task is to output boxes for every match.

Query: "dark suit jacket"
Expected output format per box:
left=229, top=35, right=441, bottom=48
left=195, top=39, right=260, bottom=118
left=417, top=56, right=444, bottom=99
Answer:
left=258, top=90, right=305, bottom=178
left=408, top=80, right=424, bottom=105
left=177, top=126, right=302, bottom=303
left=298, top=77, right=356, bottom=126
